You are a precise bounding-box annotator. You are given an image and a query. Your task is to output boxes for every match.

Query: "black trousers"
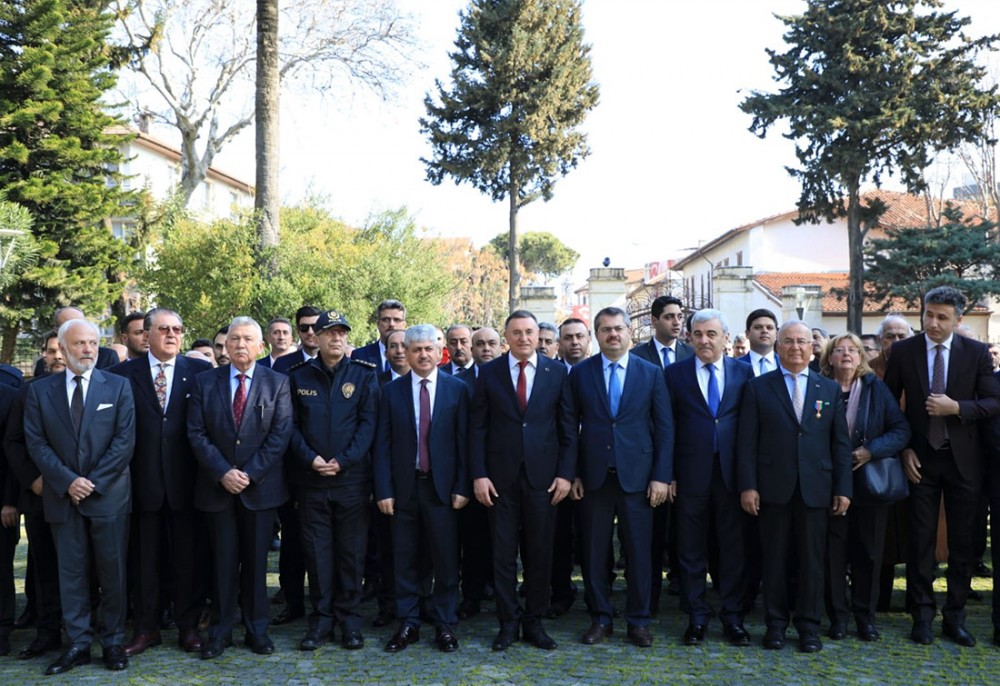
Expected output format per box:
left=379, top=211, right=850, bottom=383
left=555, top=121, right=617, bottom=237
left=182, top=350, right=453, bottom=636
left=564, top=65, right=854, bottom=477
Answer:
left=906, top=446, right=977, bottom=625
left=825, top=501, right=889, bottom=627
left=458, top=500, right=492, bottom=606
left=206, top=499, right=276, bottom=641
left=277, top=499, right=306, bottom=612
left=298, top=484, right=370, bottom=634
left=371, top=503, right=395, bottom=617
left=23, top=511, right=61, bottom=641
left=0, top=517, right=18, bottom=638
left=549, top=498, right=577, bottom=607
left=489, top=468, right=556, bottom=626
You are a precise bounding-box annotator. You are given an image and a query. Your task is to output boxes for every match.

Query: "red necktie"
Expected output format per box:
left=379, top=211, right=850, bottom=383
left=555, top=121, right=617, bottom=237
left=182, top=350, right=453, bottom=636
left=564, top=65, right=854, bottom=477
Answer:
left=517, top=359, right=528, bottom=412
left=233, top=373, right=247, bottom=426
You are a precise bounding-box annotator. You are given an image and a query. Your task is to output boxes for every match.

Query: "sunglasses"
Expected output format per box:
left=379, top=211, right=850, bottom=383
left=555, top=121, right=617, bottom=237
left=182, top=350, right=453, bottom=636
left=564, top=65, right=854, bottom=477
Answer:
left=298, top=323, right=316, bottom=333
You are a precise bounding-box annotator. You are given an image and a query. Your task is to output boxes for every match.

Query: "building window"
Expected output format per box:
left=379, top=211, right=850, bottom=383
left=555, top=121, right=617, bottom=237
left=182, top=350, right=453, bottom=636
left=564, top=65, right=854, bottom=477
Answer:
left=736, top=251, right=743, bottom=266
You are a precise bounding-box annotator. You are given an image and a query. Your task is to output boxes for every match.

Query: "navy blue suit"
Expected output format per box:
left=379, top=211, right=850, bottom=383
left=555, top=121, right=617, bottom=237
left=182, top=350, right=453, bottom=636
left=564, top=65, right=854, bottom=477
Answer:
left=351, top=341, right=382, bottom=368
left=187, top=363, right=292, bottom=642
left=374, top=371, right=469, bottom=629
left=570, top=353, right=672, bottom=628
left=109, top=354, right=211, bottom=635
left=666, top=355, right=752, bottom=626
left=737, top=368, right=852, bottom=634
left=24, top=369, right=136, bottom=650
left=0, top=384, right=20, bottom=642
left=469, top=353, right=576, bottom=628
left=271, top=349, right=314, bottom=376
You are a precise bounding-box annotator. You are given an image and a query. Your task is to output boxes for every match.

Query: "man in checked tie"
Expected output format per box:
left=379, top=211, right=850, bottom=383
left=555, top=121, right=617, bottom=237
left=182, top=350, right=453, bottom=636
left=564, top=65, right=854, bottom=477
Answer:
left=884, top=286, right=1000, bottom=647
left=187, top=316, right=293, bottom=659
left=109, top=308, right=211, bottom=656
left=568, top=307, right=673, bottom=648
left=737, top=320, right=851, bottom=654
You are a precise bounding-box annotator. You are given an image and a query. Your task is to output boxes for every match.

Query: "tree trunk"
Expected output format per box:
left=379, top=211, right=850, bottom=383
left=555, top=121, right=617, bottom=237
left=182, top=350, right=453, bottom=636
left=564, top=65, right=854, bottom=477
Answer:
left=255, top=0, right=281, bottom=277
left=846, top=183, right=864, bottom=334
left=507, top=179, right=520, bottom=313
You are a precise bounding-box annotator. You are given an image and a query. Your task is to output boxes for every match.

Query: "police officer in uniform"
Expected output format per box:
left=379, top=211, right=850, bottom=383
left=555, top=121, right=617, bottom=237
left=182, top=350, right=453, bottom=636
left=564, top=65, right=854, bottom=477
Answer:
left=288, top=310, right=379, bottom=651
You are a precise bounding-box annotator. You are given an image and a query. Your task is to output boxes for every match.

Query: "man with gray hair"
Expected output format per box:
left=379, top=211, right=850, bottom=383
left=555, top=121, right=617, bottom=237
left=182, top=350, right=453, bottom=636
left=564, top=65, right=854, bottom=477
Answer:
left=24, top=318, right=136, bottom=674
left=443, top=324, right=474, bottom=375
left=188, top=316, right=293, bottom=659
left=374, top=324, right=470, bottom=653
left=537, top=322, right=560, bottom=360
left=869, top=315, right=912, bottom=379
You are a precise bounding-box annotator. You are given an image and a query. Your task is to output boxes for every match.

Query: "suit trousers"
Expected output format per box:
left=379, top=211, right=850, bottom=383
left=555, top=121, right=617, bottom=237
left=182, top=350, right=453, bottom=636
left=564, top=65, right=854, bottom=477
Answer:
left=550, top=498, right=578, bottom=607
left=990, top=495, right=1000, bottom=627
left=759, top=489, right=827, bottom=634
left=579, top=474, right=653, bottom=627
left=825, top=501, right=889, bottom=627
left=676, top=457, right=745, bottom=626
left=0, top=519, right=18, bottom=638
left=907, top=446, right=977, bottom=625
left=488, top=466, right=556, bottom=626
left=391, top=476, right=460, bottom=629
left=277, top=499, right=306, bottom=612
left=371, top=503, right=396, bottom=616
left=129, top=507, right=206, bottom=633
left=459, top=500, right=493, bottom=606
left=206, top=499, right=276, bottom=642
left=23, top=511, right=61, bottom=640
left=298, top=484, right=370, bottom=634
left=51, top=510, right=129, bottom=649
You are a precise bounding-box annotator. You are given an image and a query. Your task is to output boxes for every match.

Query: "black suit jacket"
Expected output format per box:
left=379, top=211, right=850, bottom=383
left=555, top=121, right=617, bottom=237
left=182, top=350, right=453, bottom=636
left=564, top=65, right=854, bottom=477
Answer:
left=0, top=384, right=19, bottom=509
left=469, top=353, right=577, bottom=491
left=737, top=368, right=852, bottom=508
left=884, top=332, right=1000, bottom=482
left=109, top=355, right=212, bottom=511
left=23, top=369, right=136, bottom=523
left=187, top=364, right=293, bottom=512
left=631, top=339, right=694, bottom=369
left=271, top=349, right=314, bottom=376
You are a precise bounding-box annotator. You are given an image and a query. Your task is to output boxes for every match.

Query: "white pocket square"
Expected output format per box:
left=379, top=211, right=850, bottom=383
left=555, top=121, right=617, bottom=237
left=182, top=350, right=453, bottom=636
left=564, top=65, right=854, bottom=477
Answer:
left=97, top=403, right=114, bottom=411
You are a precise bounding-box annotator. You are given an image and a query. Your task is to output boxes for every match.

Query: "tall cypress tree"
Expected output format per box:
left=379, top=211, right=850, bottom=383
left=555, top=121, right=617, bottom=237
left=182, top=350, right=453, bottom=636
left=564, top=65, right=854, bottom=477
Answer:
left=0, top=0, right=133, bottom=354
left=421, top=0, right=599, bottom=311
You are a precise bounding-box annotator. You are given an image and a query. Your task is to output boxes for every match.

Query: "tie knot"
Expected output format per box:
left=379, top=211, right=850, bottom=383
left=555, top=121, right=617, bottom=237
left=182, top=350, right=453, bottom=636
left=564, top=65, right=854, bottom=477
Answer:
left=420, top=378, right=428, bottom=387
left=704, top=363, right=714, bottom=371
left=73, top=375, right=83, bottom=384
left=935, top=344, right=944, bottom=352
left=518, top=359, right=528, bottom=370
left=237, top=373, right=246, bottom=383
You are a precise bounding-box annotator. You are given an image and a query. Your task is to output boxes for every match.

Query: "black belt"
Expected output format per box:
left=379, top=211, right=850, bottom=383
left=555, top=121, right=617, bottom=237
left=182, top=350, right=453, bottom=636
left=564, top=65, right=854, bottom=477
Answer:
left=415, top=470, right=432, bottom=479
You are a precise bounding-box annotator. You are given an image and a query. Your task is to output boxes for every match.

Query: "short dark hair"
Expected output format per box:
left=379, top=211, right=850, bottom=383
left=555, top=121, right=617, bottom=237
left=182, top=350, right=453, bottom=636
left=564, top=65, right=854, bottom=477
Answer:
left=558, top=317, right=589, bottom=335
left=191, top=338, right=213, bottom=349
left=41, top=329, right=59, bottom=349
left=294, top=306, right=321, bottom=325
left=651, top=295, right=683, bottom=319
left=924, top=286, right=967, bottom=316
left=745, top=308, right=778, bottom=332
left=267, top=317, right=292, bottom=333
left=504, top=310, right=538, bottom=327
left=143, top=308, right=182, bottom=331
left=376, top=299, right=406, bottom=317
left=119, top=310, right=145, bottom=333
left=538, top=322, right=558, bottom=336
left=594, top=306, right=630, bottom=331
left=215, top=325, right=229, bottom=337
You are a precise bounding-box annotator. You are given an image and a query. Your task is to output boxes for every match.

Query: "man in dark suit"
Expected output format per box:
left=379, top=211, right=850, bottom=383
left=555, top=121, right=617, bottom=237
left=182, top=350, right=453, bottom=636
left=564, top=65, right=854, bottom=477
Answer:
left=665, top=309, right=753, bottom=647
left=109, top=308, right=212, bottom=656
left=0, top=382, right=18, bottom=657
left=0, top=363, right=22, bottom=389
left=187, top=316, right=293, bottom=659
left=272, top=306, right=321, bottom=375
left=3, top=332, right=65, bottom=661
left=374, top=324, right=470, bottom=653
left=442, top=324, right=474, bottom=376
left=258, top=317, right=294, bottom=368
left=287, top=309, right=379, bottom=651
left=352, top=299, right=407, bottom=371
left=738, top=320, right=851, bottom=653
left=24, top=319, right=136, bottom=674
left=884, top=286, right=1000, bottom=647
left=738, top=308, right=780, bottom=377
left=557, top=319, right=590, bottom=369
left=569, top=307, right=673, bottom=648
left=470, top=310, right=576, bottom=652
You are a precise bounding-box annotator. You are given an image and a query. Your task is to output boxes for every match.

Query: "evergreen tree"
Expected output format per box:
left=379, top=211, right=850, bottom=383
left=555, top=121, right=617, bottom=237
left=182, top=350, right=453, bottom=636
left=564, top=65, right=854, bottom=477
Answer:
left=0, top=0, right=134, bottom=348
left=421, top=0, right=599, bottom=311
left=740, top=0, right=999, bottom=333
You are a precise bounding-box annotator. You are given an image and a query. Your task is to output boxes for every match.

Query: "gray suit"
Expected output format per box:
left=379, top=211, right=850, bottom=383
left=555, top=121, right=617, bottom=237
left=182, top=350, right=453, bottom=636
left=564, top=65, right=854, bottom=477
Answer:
left=24, top=369, right=135, bottom=649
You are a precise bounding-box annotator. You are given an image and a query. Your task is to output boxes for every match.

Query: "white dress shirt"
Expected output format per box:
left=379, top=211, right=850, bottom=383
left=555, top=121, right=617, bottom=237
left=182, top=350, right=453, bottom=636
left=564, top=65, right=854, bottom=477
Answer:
left=696, top=357, right=726, bottom=404
left=508, top=352, right=538, bottom=402
left=925, top=334, right=953, bottom=386
left=411, top=369, right=439, bottom=468
left=64, top=368, right=93, bottom=406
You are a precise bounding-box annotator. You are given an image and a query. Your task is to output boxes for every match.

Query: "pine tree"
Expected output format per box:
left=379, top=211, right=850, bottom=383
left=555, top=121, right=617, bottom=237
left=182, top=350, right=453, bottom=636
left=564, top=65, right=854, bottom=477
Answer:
left=421, top=0, right=599, bottom=311
left=0, top=0, right=133, bottom=349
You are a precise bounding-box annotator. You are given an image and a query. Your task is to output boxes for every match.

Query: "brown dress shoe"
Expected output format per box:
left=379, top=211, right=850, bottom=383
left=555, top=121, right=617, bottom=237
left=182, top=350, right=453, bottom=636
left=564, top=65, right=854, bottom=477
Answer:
left=627, top=624, right=653, bottom=648
left=581, top=622, right=613, bottom=645
left=178, top=629, right=204, bottom=653
left=124, top=631, right=162, bottom=656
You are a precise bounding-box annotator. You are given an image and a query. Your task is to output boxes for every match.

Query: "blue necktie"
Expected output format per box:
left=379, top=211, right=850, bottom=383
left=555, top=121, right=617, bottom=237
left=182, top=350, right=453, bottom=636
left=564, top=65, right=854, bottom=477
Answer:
left=384, top=358, right=390, bottom=373
left=661, top=347, right=670, bottom=368
left=608, top=362, right=622, bottom=417
left=706, top=363, right=720, bottom=417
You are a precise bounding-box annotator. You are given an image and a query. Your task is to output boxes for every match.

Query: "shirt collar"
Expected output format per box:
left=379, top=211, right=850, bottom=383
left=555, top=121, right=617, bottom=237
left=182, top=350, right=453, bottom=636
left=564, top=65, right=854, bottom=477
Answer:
left=926, top=334, right=953, bottom=352
left=653, top=339, right=675, bottom=354
left=778, top=363, right=807, bottom=378
left=230, top=363, right=256, bottom=380
left=148, top=351, right=175, bottom=368
left=509, top=352, right=537, bottom=369
left=65, top=368, right=93, bottom=382
left=601, top=352, right=629, bottom=370
left=412, top=368, right=438, bottom=387
left=701, top=356, right=724, bottom=372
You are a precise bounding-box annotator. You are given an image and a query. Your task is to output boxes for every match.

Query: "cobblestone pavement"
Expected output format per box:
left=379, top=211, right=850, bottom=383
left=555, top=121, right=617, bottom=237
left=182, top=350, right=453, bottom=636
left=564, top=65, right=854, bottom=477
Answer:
left=3, top=547, right=1000, bottom=684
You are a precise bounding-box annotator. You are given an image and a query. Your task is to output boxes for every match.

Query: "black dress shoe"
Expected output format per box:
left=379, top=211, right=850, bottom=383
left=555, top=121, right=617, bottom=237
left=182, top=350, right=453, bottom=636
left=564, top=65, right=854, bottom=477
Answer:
left=18, top=635, right=61, bottom=660
left=763, top=627, right=786, bottom=650
left=943, top=622, right=976, bottom=647
left=627, top=625, right=653, bottom=648
left=799, top=632, right=822, bottom=653
left=969, top=590, right=984, bottom=602
left=45, top=646, right=91, bottom=675
left=244, top=634, right=275, bottom=655
left=993, top=627, right=1000, bottom=647
left=13, top=608, right=36, bottom=630
left=342, top=630, right=364, bottom=650
left=546, top=600, right=572, bottom=618
left=827, top=622, right=848, bottom=640
left=492, top=624, right=519, bottom=652
left=723, top=623, right=750, bottom=647
left=856, top=623, right=880, bottom=642
left=200, top=638, right=228, bottom=660
left=385, top=624, right=420, bottom=653
left=372, top=610, right=395, bottom=627
left=456, top=602, right=480, bottom=621
left=299, top=631, right=328, bottom=651
left=159, top=608, right=176, bottom=630
left=683, top=624, right=706, bottom=646
left=103, top=644, right=129, bottom=671
left=910, top=621, right=934, bottom=645
left=0, top=636, right=8, bottom=657
left=581, top=622, right=613, bottom=645
left=973, top=560, right=992, bottom=577
left=436, top=627, right=459, bottom=652
left=273, top=606, right=305, bottom=625
left=523, top=623, right=557, bottom=650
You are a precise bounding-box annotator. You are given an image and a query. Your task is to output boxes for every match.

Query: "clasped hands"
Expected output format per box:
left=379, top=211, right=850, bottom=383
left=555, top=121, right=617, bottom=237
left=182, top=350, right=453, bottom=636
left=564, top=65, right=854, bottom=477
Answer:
left=67, top=476, right=95, bottom=506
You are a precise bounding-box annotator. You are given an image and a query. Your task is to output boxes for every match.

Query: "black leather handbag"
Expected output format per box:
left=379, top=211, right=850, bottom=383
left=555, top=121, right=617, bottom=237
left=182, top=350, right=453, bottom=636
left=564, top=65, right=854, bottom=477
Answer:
left=856, top=455, right=909, bottom=503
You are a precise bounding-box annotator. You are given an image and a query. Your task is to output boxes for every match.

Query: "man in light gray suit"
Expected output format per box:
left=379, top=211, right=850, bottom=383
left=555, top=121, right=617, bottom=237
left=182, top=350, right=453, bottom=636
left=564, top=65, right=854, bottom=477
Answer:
left=24, top=319, right=136, bottom=675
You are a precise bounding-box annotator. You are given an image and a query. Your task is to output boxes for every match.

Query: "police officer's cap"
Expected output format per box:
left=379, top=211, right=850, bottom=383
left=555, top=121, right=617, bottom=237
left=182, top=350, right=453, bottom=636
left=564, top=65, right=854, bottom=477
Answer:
left=315, top=309, right=351, bottom=332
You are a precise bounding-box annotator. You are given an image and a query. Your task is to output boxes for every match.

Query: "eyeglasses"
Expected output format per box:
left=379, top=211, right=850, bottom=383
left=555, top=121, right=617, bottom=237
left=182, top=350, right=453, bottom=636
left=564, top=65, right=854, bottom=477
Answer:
left=832, top=347, right=861, bottom=355
left=156, top=325, right=184, bottom=335
left=298, top=323, right=316, bottom=333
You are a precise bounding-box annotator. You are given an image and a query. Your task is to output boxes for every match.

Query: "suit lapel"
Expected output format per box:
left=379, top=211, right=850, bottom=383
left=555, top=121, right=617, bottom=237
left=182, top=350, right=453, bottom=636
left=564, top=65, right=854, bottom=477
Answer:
left=801, top=370, right=824, bottom=425
left=915, top=334, right=931, bottom=398
left=498, top=354, right=522, bottom=414
left=403, top=372, right=418, bottom=441
left=946, top=334, right=963, bottom=392
left=648, top=340, right=664, bottom=369
left=46, top=374, right=76, bottom=435
left=166, top=357, right=191, bottom=412
left=590, top=356, right=612, bottom=416
left=135, top=358, right=162, bottom=411
left=215, top=368, right=238, bottom=432
left=766, top=369, right=799, bottom=424
left=241, top=368, right=266, bottom=431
